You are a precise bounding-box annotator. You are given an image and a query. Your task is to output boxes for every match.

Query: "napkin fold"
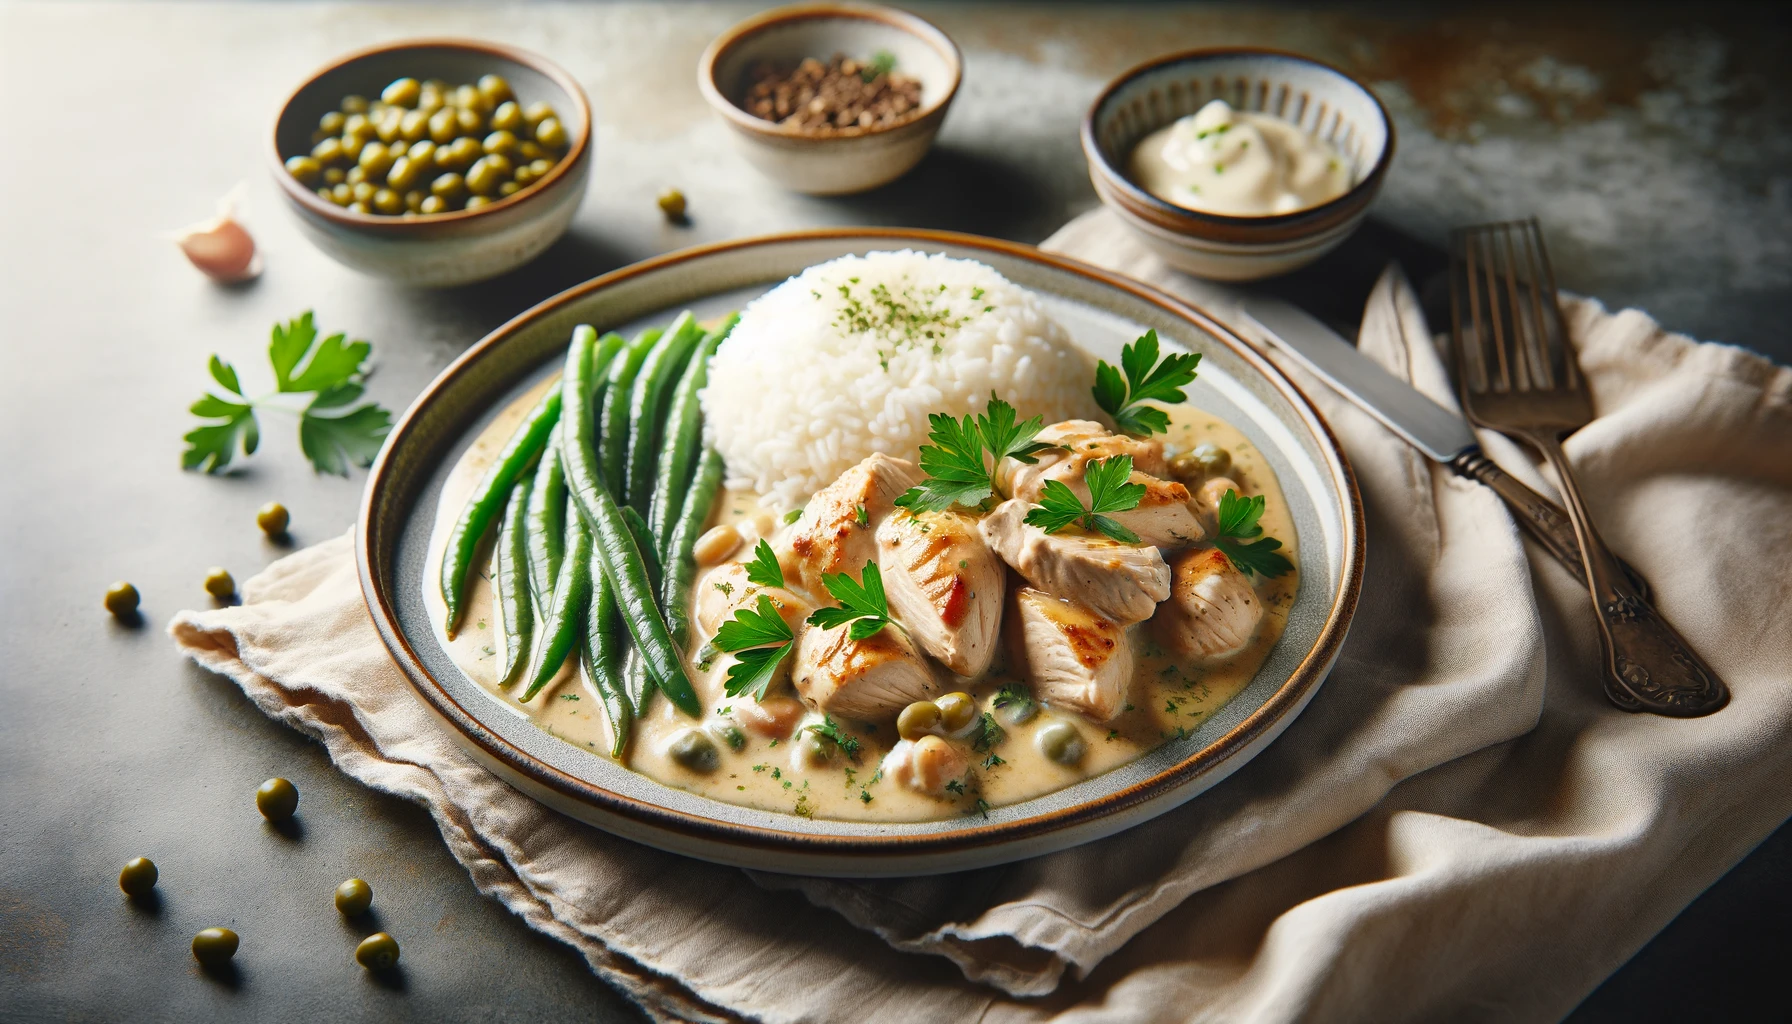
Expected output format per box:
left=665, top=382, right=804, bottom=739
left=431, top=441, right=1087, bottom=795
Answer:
left=172, top=209, right=1792, bottom=1023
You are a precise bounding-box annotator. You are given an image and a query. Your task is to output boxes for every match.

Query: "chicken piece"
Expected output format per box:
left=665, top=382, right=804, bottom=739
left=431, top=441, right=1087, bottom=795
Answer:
left=881, top=736, right=971, bottom=799
left=1007, top=587, right=1135, bottom=721
left=694, top=562, right=814, bottom=637
left=978, top=498, right=1171, bottom=625
left=782, top=453, right=921, bottom=598
left=876, top=508, right=1005, bottom=677
left=997, top=421, right=1202, bottom=548
left=1151, top=547, right=1263, bottom=660
left=792, top=618, right=939, bottom=722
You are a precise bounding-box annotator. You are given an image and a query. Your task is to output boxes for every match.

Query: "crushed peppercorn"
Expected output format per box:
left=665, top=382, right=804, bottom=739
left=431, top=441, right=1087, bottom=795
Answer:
left=741, top=53, right=923, bottom=132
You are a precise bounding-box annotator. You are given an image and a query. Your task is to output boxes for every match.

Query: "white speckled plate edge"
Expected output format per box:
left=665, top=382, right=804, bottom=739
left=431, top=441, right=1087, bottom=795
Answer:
left=357, top=229, right=1363, bottom=877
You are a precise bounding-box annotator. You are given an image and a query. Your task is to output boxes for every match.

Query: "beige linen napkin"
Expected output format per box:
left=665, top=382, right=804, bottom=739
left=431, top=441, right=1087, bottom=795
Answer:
left=172, top=209, right=1792, bottom=1022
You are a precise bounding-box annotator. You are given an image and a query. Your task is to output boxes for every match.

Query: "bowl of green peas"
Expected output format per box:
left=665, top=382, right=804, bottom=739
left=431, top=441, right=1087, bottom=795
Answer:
left=271, top=39, right=592, bottom=287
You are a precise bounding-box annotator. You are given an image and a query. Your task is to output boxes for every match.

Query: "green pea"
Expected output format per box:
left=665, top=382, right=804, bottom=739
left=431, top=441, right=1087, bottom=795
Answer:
left=192, top=927, right=239, bottom=966
left=465, top=155, right=510, bottom=196
left=517, top=140, right=546, bottom=162
left=528, top=158, right=553, bottom=177
left=256, top=777, right=298, bottom=821
left=430, top=172, right=466, bottom=201
left=339, top=133, right=367, bottom=162
left=417, top=85, right=444, bottom=115
left=498, top=181, right=521, bottom=197
left=1169, top=443, right=1230, bottom=481
left=311, top=136, right=344, bottom=164
left=119, top=856, right=158, bottom=897
left=935, top=691, right=976, bottom=733
left=318, top=110, right=346, bottom=135
left=203, top=567, right=235, bottom=599
left=285, top=155, right=322, bottom=185
left=381, top=77, right=421, bottom=108
left=456, top=107, right=484, bottom=136
left=334, top=878, right=372, bottom=916
left=512, top=166, right=536, bottom=188
left=347, top=200, right=371, bottom=214
left=797, top=731, right=834, bottom=767
left=897, top=700, right=941, bottom=741
left=322, top=166, right=345, bottom=186
left=355, top=932, right=400, bottom=970
left=341, top=94, right=369, bottom=114
left=385, top=155, right=422, bottom=192
left=463, top=195, right=492, bottom=210
left=397, top=109, right=428, bottom=143
left=478, top=73, right=514, bottom=106
left=330, top=182, right=353, bottom=205
left=256, top=502, right=289, bottom=537
left=483, top=129, right=518, bottom=157
left=522, top=101, right=556, bottom=129
left=533, top=116, right=567, bottom=150
left=667, top=728, right=719, bottom=772
left=104, top=581, right=140, bottom=619
left=404, top=189, right=426, bottom=213
left=345, top=165, right=368, bottom=186
left=373, top=188, right=403, bottom=215
left=710, top=722, right=746, bottom=751
left=452, top=83, right=487, bottom=112
left=374, top=108, right=403, bottom=144
left=357, top=142, right=393, bottom=178
left=657, top=188, right=687, bottom=221
left=490, top=101, right=523, bottom=133
left=428, top=107, right=459, bottom=144
left=351, top=181, right=376, bottom=204
left=407, top=139, right=437, bottom=165
left=1035, top=721, right=1085, bottom=765
left=342, top=112, right=371, bottom=138
left=419, top=195, right=448, bottom=214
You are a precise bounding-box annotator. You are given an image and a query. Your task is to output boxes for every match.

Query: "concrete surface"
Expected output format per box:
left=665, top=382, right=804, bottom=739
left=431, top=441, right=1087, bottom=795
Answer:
left=1, top=3, right=1785, bottom=1022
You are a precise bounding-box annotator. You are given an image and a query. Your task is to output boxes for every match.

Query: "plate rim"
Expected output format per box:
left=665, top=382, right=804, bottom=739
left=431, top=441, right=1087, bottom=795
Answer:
left=357, top=227, right=1364, bottom=860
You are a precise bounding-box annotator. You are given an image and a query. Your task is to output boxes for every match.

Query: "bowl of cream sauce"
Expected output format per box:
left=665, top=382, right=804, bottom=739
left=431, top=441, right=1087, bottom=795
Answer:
left=1082, top=49, right=1395, bottom=281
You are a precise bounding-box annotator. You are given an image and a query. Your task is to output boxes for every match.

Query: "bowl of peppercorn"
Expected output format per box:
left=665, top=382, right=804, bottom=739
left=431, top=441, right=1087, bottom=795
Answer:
left=271, top=38, right=592, bottom=287
left=698, top=3, right=962, bottom=195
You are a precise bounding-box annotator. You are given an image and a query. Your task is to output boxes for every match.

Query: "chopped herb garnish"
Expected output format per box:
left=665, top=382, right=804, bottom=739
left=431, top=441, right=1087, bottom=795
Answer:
left=981, top=754, right=1005, bottom=769
left=743, top=538, right=785, bottom=589
left=783, top=507, right=804, bottom=525
left=970, top=798, right=991, bottom=819
left=1091, top=329, right=1201, bottom=437
left=971, top=712, right=1004, bottom=753
left=804, top=716, right=862, bottom=761
left=806, top=563, right=894, bottom=641
left=1023, top=455, right=1146, bottom=543
left=1213, top=489, right=1294, bottom=578
left=894, top=395, right=1054, bottom=513
left=860, top=790, right=874, bottom=804
left=992, top=682, right=1033, bottom=712
left=714, top=581, right=734, bottom=597
left=560, top=694, right=579, bottom=701
left=713, top=594, right=795, bottom=700
left=854, top=503, right=869, bottom=527
left=944, top=779, right=966, bottom=795
left=863, top=49, right=897, bottom=82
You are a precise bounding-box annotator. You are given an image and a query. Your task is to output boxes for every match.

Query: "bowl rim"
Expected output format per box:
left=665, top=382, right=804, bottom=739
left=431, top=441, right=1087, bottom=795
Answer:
left=1080, top=46, right=1396, bottom=232
left=269, top=37, right=593, bottom=234
left=356, top=227, right=1366, bottom=863
left=697, top=2, right=963, bottom=141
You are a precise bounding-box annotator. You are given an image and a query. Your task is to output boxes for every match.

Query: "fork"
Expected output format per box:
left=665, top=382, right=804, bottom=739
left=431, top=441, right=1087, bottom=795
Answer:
left=1448, top=219, right=1728, bottom=717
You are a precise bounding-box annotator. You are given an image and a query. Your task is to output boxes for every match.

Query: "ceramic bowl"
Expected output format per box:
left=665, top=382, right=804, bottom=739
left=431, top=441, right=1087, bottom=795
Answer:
left=1082, top=49, right=1395, bottom=282
left=270, top=39, right=592, bottom=288
left=356, top=229, right=1364, bottom=876
left=698, top=3, right=962, bottom=195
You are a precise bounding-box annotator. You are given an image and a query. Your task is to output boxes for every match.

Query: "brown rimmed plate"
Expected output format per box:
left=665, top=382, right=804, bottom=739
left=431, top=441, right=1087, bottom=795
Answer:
left=357, top=229, right=1363, bottom=876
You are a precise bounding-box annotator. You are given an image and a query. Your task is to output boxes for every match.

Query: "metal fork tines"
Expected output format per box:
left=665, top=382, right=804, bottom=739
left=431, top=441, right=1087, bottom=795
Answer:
left=1449, top=219, right=1727, bottom=717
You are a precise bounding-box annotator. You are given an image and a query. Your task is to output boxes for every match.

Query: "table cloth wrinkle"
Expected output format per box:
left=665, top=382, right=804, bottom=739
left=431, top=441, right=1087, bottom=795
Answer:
left=169, top=208, right=1792, bottom=1023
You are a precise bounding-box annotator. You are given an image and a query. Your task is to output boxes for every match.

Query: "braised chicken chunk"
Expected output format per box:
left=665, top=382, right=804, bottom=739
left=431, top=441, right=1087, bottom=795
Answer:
left=782, top=453, right=921, bottom=597
left=1150, top=547, right=1263, bottom=660
left=998, top=421, right=1203, bottom=548
left=792, top=618, right=939, bottom=722
left=1007, top=587, right=1134, bottom=721
left=876, top=508, right=1005, bottom=677
left=978, top=498, right=1171, bottom=625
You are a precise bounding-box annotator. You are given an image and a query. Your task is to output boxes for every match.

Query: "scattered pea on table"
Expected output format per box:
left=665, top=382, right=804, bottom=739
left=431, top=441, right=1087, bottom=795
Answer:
left=256, top=777, right=299, bottom=821
left=657, top=187, right=687, bottom=222
left=256, top=501, right=290, bottom=537
left=192, top=927, right=240, bottom=966
left=104, top=581, right=140, bottom=619
left=355, top=931, right=401, bottom=970
left=203, top=568, right=235, bottom=600
left=335, top=878, right=373, bottom=916
left=118, top=857, right=158, bottom=897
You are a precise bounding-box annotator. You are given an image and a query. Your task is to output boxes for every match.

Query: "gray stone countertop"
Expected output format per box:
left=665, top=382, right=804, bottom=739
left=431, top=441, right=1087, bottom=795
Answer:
left=2, top=3, right=1785, bottom=1022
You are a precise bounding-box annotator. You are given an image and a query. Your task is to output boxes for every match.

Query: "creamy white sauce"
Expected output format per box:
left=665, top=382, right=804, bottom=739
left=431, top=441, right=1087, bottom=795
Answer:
left=426, top=388, right=1298, bottom=824
left=1128, top=99, right=1352, bottom=216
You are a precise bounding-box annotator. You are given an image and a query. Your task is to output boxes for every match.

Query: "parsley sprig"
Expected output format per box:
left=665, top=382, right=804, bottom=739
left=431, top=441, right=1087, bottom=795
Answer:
left=1092, top=329, right=1201, bottom=437
left=1213, top=489, right=1294, bottom=578
left=1022, top=455, right=1147, bottom=544
left=893, top=395, right=1054, bottom=514
left=713, top=595, right=795, bottom=700
left=743, top=539, right=785, bottom=589
left=183, top=311, right=393, bottom=476
left=806, top=563, right=895, bottom=640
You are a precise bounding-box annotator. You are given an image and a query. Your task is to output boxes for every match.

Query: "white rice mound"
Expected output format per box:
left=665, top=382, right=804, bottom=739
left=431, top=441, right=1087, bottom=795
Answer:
left=702, top=251, right=1102, bottom=510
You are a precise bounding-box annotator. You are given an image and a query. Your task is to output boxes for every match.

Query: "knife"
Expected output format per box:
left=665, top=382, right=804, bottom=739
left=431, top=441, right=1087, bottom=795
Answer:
left=1239, top=298, right=1648, bottom=597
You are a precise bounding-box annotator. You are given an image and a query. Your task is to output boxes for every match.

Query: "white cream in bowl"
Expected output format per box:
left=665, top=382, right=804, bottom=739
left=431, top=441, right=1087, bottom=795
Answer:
left=1128, top=99, right=1352, bottom=216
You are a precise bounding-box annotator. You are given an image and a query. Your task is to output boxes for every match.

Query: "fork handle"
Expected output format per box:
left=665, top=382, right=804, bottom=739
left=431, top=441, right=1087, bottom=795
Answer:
left=1449, top=450, right=1650, bottom=597
left=1530, top=434, right=1730, bottom=717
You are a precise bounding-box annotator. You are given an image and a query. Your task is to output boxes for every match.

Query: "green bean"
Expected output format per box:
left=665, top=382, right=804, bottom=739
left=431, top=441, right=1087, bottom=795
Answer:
left=619, top=505, right=661, bottom=590
left=520, top=508, right=590, bottom=701
left=493, top=478, right=533, bottom=684
left=579, top=551, right=632, bottom=756
left=523, top=428, right=567, bottom=609
left=648, top=314, right=736, bottom=551
left=625, top=312, right=703, bottom=515
left=662, top=446, right=725, bottom=653
left=559, top=325, right=702, bottom=718
left=441, top=387, right=561, bottom=637
left=599, top=329, right=659, bottom=497
left=623, top=649, right=652, bottom=719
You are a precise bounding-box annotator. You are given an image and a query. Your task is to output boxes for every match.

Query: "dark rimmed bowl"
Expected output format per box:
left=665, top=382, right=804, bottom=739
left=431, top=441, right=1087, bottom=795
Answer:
left=698, top=3, right=962, bottom=195
left=1082, top=48, right=1395, bottom=282
left=356, top=228, right=1364, bottom=876
left=271, top=39, right=592, bottom=287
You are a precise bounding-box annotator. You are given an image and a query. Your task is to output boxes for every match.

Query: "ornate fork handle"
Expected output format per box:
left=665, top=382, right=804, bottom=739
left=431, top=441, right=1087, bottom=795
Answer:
left=1530, top=434, right=1729, bottom=717
left=1449, top=449, right=1649, bottom=597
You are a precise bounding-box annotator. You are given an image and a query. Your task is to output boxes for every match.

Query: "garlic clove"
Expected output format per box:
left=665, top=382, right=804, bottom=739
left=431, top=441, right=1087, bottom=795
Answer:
left=174, top=186, right=262, bottom=283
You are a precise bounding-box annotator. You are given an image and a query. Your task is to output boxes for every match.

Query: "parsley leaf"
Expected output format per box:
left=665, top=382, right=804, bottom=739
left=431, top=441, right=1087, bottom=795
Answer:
left=782, top=508, right=804, bottom=525
left=183, top=312, right=392, bottom=476
left=744, top=538, right=785, bottom=590
left=1092, top=329, right=1202, bottom=437
left=1022, top=455, right=1146, bottom=543
left=992, top=682, right=1033, bottom=712
left=895, top=396, right=1053, bottom=514
left=971, top=712, right=1005, bottom=753
left=804, top=716, right=862, bottom=761
left=713, top=594, right=796, bottom=700
left=862, top=49, right=897, bottom=83
left=1212, top=489, right=1294, bottom=578
left=806, top=563, right=894, bottom=640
